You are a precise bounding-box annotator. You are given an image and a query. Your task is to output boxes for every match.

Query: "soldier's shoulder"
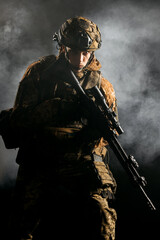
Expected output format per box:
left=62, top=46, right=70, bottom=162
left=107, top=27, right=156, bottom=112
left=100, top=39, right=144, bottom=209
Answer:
left=20, top=55, right=57, bottom=84
left=27, top=55, right=57, bottom=71
left=100, top=76, right=116, bottom=108
left=101, top=76, right=115, bottom=93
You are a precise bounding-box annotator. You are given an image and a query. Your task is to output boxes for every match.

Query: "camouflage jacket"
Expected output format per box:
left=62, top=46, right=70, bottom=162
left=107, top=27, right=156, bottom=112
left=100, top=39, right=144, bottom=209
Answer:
left=1, top=53, right=117, bottom=162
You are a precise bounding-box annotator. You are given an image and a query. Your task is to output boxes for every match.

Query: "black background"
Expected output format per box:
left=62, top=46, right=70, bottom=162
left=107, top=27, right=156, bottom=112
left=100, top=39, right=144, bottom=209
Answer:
left=0, top=0, right=160, bottom=239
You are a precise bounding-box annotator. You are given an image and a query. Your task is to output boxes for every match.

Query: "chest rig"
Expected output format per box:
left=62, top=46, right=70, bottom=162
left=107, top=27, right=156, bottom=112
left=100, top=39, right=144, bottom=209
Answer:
left=38, top=55, right=102, bottom=127
left=38, top=56, right=101, bottom=99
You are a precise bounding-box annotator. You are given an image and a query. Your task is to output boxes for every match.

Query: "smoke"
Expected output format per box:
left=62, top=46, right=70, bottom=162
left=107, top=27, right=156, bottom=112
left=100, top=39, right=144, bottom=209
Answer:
left=0, top=0, right=160, bottom=183
left=92, top=1, right=160, bottom=163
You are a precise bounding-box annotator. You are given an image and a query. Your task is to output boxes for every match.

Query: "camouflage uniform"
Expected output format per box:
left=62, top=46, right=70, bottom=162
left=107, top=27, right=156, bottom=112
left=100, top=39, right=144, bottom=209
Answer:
left=3, top=17, right=118, bottom=240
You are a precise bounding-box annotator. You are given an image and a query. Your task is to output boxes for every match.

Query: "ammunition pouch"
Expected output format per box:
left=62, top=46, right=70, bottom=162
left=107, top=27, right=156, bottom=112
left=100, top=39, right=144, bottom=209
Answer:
left=92, top=153, right=117, bottom=194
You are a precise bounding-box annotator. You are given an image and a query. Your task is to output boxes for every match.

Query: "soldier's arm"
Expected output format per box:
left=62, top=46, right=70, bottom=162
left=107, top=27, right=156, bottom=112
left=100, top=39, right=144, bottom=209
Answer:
left=10, top=60, right=60, bottom=130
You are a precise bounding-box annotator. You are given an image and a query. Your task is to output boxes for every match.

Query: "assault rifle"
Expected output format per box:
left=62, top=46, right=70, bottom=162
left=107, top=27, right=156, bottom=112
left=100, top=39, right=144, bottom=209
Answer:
left=67, top=69, right=156, bottom=211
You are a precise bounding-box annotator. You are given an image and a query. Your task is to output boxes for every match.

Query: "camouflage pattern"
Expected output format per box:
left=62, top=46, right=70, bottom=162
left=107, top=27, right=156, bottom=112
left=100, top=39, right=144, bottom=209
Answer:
left=91, top=193, right=117, bottom=240
left=55, top=16, right=101, bottom=51
left=9, top=157, right=117, bottom=240
left=7, top=52, right=118, bottom=240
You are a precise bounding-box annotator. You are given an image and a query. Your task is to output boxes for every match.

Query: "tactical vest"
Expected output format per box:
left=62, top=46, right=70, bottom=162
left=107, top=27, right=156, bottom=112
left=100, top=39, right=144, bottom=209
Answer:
left=37, top=54, right=102, bottom=130
left=37, top=54, right=102, bottom=103
left=0, top=54, right=117, bottom=192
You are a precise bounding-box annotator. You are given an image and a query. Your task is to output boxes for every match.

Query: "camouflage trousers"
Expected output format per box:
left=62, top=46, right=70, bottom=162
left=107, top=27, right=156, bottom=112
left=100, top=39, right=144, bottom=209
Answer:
left=8, top=158, right=117, bottom=240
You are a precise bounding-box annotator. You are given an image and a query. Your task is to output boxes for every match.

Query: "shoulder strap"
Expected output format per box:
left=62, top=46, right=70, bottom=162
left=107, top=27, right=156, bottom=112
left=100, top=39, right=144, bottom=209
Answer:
left=82, top=71, right=102, bottom=90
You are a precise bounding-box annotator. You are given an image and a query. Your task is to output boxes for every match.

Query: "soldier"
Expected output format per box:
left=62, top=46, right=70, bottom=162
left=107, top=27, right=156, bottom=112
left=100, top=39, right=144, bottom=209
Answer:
left=1, top=17, right=118, bottom=240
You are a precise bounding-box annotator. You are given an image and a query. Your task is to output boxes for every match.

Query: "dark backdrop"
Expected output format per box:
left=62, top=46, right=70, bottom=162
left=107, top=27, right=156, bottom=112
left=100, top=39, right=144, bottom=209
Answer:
left=0, top=0, right=159, bottom=239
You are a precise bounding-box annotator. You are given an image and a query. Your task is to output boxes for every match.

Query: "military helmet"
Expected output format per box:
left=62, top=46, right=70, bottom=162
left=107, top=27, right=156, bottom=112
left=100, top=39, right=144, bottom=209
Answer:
left=53, top=16, right=102, bottom=51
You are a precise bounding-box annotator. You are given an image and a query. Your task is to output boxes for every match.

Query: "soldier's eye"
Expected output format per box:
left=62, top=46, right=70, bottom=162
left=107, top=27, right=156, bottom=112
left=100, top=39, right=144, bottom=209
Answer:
left=83, top=51, right=90, bottom=57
